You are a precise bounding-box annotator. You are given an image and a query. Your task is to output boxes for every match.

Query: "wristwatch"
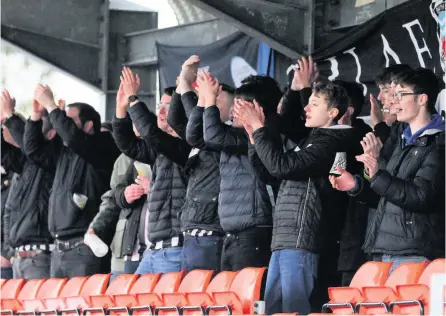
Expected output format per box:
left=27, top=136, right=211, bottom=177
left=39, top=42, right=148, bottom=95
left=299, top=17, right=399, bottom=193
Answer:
left=128, top=95, right=139, bottom=103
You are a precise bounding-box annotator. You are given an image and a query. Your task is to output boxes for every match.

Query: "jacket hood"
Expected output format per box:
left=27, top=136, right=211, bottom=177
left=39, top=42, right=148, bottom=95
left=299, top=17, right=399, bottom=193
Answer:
left=403, top=114, right=445, bottom=146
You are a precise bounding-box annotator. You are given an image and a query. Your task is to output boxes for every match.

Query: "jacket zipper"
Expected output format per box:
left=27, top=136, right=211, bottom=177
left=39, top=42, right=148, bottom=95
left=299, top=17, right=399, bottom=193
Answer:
left=296, top=178, right=311, bottom=247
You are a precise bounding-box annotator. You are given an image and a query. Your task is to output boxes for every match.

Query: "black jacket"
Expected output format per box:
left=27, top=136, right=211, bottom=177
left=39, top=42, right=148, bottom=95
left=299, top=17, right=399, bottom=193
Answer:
left=252, top=124, right=356, bottom=252
left=167, top=92, right=223, bottom=233
left=1, top=115, right=53, bottom=248
left=338, top=119, right=373, bottom=271
left=112, top=103, right=188, bottom=243
left=351, top=121, right=445, bottom=258
left=203, top=106, right=272, bottom=233
left=114, top=163, right=146, bottom=256
left=23, top=109, right=120, bottom=239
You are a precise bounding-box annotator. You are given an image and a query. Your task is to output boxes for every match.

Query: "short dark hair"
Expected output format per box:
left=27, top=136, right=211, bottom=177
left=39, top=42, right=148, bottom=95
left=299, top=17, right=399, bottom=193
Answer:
left=312, top=82, right=349, bottom=122
left=164, top=87, right=176, bottom=97
left=220, top=83, right=235, bottom=95
left=392, top=68, right=440, bottom=114
left=67, top=102, right=101, bottom=134
left=235, top=75, right=282, bottom=114
left=375, top=64, right=412, bottom=86
left=333, top=80, right=365, bottom=119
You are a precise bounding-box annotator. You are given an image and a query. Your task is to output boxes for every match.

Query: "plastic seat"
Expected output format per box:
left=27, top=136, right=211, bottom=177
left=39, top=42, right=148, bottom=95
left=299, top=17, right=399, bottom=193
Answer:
left=390, top=258, right=446, bottom=315
left=0, top=279, right=26, bottom=299
left=130, top=271, right=185, bottom=315
left=17, top=278, right=68, bottom=314
left=1, top=279, right=45, bottom=315
left=60, top=274, right=110, bottom=315
left=82, top=274, right=138, bottom=315
left=39, top=276, right=89, bottom=315
left=109, top=273, right=161, bottom=315
left=357, top=261, right=428, bottom=314
left=182, top=271, right=237, bottom=316
left=158, top=270, right=214, bottom=315
left=0, top=279, right=7, bottom=289
left=207, top=267, right=266, bottom=315
left=322, top=261, right=392, bottom=315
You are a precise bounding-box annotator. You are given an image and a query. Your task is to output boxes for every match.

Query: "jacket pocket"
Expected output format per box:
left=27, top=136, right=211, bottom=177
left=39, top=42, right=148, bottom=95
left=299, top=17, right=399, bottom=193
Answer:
left=50, top=187, right=85, bottom=233
left=188, top=195, right=218, bottom=225
left=110, top=219, right=126, bottom=258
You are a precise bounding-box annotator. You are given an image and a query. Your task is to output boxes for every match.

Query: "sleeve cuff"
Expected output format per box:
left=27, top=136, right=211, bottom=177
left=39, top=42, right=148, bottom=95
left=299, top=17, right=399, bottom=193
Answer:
left=370, top=169, right=391, bottom=196
left=348, top=175, right=363, bottom=196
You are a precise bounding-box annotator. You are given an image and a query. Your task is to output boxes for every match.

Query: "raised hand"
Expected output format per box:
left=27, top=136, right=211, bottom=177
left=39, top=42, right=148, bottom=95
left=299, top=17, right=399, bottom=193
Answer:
left=196, top=72, right=219, bottom=108
left=120, top=67, right=140, bottom=101
left=291, top=56, right=318, bottom=91
left=34, top=84, right=57, bottom=111
left=57, top=99, right=66, bottom=111
left=124, top=184, right=145, bottom=204
left=370, top=94, right=384, bottom=126
left=329, top=166, right=356, bottom=191
left=233, top=99, right=265, bottom=133
left=356, top=153, right=378, bottom=178
left=0, top=89, right=16, bottom=123
left=179, top=55, right=200, bottom=93
left=360, top=132, right=383, bottom=158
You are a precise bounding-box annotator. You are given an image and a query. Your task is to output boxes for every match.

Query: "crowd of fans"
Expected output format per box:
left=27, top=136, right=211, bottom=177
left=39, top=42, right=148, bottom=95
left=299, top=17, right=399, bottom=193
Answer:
left=1, top=54, right=444, bottom=315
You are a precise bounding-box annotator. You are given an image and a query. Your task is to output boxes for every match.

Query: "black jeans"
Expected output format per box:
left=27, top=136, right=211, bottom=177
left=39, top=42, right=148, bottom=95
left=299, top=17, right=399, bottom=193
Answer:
left=12, top=251, right=51, bottom=279
left=221, top=226, right=272, bottom=271
left=51, top=244, right=102, bottom=278
left=182, top=235, right=223, bottom=272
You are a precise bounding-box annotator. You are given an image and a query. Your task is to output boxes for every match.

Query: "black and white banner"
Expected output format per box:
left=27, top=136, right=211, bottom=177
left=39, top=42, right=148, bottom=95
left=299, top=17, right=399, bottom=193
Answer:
left=157, top=32, right=259, bottom=93
left=298, top=0, right=445, bottom=115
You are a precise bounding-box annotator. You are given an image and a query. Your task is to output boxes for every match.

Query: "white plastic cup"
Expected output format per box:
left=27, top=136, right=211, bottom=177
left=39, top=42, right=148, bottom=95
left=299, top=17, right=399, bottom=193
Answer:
left=73, top=193, right=88, bottom=209
left=133, top=161, right=151, bottom=178
left=84, top=233, right=109, bottom=257
left=329, top=152, right=347, bottom=177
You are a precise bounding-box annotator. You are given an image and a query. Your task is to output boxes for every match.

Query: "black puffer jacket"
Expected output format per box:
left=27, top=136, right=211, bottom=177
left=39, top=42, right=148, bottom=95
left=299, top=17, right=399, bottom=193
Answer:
left=167, top=92, right=223, bottom=233
left=113, top=103, right=189, bottom=243
left=252, top=124, right=356, bottom=252
left=203, top=106, right=272, bottom=233
left=351, top=120, right=445, bottom=258
left=24, top=110, right=121, bottom=239
left=2, top=116, right=53, bottom=248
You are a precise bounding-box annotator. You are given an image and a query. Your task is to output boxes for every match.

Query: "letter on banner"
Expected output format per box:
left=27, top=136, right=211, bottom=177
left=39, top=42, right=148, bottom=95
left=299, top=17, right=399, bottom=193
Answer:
left=402, top=19, right=433, bottom=67
left=343, top=47, right=367, bottom=96
left=325, top=56, right=339, bottom=81
left=381, top=34, right=401, bottom=67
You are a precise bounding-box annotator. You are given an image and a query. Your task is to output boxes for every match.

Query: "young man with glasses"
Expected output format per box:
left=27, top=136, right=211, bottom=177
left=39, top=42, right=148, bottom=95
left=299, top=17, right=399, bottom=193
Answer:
left=331, top=68, right=445, bottom=274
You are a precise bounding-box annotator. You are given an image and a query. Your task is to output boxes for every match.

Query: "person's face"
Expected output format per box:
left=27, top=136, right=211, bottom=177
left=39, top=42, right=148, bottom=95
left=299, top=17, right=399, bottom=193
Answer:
left=157, top=94, right=172, bottom=132
left=231, top=98, right=244, bottom=128
left=66, top=107, right=94, bottom=134
left=393, top=84, right=426, bottom=124
left=304, top=92, right=338, bottom=128
left=2, top=126, right=19, bottom=148
left=216, top=88, right=233, bottom=123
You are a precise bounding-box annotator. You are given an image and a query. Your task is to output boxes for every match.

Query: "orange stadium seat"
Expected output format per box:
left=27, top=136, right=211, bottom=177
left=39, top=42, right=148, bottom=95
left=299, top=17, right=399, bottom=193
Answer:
left=390, top=258, right=446, bottom=315
left=356, top=260, right=428, bottom=314
left=109, top=273, right=161, bottom=315
left=321, top=261, right=392, bottom=315
left=157, top=270, right=214, bottom=315
left=0, top=279, right=45, bottom=315
left=182, top=271, right=237, bottom=316
left=207, top=267, right=266, bottom=315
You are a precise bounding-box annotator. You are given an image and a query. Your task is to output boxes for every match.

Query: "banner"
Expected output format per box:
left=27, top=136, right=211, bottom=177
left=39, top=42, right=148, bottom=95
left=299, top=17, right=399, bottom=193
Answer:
left=289, top=0, right=445, bottom=115
left=157, top=32, right=259, bottom=92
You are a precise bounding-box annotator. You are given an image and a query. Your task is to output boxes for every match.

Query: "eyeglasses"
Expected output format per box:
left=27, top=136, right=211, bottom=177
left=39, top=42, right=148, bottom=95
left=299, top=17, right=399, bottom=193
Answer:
left=156, top=103, right=170, bottom=110
left=392, top=92, right=420, bottom=101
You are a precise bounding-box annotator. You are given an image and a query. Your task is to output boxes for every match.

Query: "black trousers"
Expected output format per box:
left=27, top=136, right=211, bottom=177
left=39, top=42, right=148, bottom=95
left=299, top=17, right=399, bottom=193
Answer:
left=221, top=226, right=272, bottom=271
left=51, top=244, right=102, bottom=278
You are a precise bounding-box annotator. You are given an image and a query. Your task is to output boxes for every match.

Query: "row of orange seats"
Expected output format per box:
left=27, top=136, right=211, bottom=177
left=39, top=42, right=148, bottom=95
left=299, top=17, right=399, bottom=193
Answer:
left=0, top=267, right=267, bottom=315
left=309, top=258, right=445, bottom=316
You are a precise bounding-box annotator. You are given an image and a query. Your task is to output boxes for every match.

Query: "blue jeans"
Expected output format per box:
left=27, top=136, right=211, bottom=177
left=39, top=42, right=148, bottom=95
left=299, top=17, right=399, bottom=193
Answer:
left=182, top=235, right=223, bottom=272
left=1, top=267, right=13, bottom=280
left=265, top=249, right=319, bottom=315
left=375, top=255, right=428, bottom=275
left=135, top=247, right=183, bottom=274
